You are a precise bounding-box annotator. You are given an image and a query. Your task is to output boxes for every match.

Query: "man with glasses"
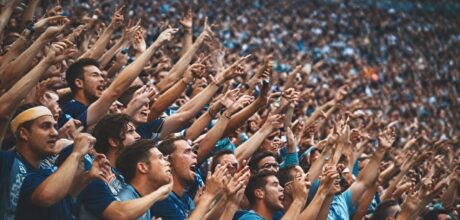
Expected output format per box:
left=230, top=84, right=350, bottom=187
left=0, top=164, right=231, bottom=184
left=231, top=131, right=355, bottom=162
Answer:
left=248, top=151, right=281, bottom=174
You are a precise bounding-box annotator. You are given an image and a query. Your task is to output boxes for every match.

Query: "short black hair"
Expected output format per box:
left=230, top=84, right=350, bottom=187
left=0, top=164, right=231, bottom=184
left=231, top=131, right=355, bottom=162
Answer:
left=210, top=150, right=234, bottom=173
left=93, top=114, right=133, bottom=155
left=118, top=85, right=142, bottom=107
left=276, top=166, right=297, bottom=187
left=370, top=199, right=399, bottom=220
left=116, top=139, right=155, bottom=183
left=248, top=151, right=280, bottom=173
left=244, top=171, right=275, bottom=205
left=12, top=103, right=42, bottom=137
left=65, top=58, right=99, bottom=93
left=157, top=135, right=187, bottom=156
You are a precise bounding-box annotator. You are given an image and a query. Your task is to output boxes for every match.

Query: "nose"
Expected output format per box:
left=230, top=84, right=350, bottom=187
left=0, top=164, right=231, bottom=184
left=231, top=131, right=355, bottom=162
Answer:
left=134, top=131, right=141, bottom=141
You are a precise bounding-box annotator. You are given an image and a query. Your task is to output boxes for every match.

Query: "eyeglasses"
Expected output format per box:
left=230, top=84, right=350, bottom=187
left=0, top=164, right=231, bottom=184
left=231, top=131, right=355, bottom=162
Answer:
left=260, top=162, right=279, bottom=170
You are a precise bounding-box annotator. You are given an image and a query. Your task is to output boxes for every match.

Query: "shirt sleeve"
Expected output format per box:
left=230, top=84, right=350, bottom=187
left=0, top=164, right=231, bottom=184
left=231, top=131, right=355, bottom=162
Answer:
left=78, top=179, right=117, bottom=218
left=280, top=152, right=299, bottom=169
left=343, top=188, right=357, bottom=215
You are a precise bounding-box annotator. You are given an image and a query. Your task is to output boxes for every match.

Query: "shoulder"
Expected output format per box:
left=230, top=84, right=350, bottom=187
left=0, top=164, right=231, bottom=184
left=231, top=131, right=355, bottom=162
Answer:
left=118, top=185, right=139, bottom=201
left=238, top=210, right=265, bottom=220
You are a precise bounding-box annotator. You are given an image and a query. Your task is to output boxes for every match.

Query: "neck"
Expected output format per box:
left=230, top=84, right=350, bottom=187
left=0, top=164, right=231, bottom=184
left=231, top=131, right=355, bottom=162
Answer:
left=172, top=174, right=187, bottom=197
left=74, top=92, right=91, bottom=106
left=107, top=150, right=118, bottom=168
left=253, top=202, right=275, bottom=220
left=130, top=176, right=160, bottom=196
left=15, top=143, right=41, bottom=169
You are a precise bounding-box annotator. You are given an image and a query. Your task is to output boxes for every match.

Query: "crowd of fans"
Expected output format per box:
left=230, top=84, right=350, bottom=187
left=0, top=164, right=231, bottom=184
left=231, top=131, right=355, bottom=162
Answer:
left=0, top=0, right=459, bottom=219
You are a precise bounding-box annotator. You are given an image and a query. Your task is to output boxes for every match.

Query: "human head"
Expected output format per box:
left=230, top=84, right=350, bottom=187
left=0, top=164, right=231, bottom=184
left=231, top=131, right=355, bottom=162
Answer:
left=248, top=151, right=280, bottom=174
left=118, top=85, right=151, bottom=124
left=276, top=165, right=304, bottom=209
left=245, top=171, right=284, bottom=211
left=158, top=135, right=197, bottom=185
left=93, top=114, right=140, bottom=156
left=12, top=104, right=59, bottom=157
left=66, top=58, right=105, bottom=102
left=116, top=139, right=171, bottom=187
left=210, top=150, right=238, bottom=175
left=370, top=199, right=401, bottom=220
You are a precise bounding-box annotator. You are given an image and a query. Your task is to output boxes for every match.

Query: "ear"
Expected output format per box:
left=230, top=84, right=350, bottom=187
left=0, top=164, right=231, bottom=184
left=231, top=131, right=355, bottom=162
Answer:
left=254, top=188, right=265, bottom=200
left=74, top=78, right=84, bottom=89
left=137, top=162, right=149, bottom=174
left=18, top=127, right=30, bottom=141
left=108, top=137, right=119, bottom=149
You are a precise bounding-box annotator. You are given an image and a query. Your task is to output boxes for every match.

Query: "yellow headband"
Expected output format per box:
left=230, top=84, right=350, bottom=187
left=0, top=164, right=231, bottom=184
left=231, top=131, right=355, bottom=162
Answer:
left=10, top=106, right=53, bottom=134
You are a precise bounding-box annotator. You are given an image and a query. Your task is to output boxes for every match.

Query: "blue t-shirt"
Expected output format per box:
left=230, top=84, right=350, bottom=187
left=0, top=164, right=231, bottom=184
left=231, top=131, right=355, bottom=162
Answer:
left=327, top=189, right=356, bottom=220
left=0, top=151, right=36, bottom=220
left=119, top=184, right=150, bottom=220
left=15, top=168, right=73, bottom=220
left=150, top=191, right=195, bottom=220
left=62, top=99, right=87, bottom=119
left=136, top=118, right=165, bottom=140
left=238, top=210, right=264, bottom=220
left=78, top=167, right=126, bottom=219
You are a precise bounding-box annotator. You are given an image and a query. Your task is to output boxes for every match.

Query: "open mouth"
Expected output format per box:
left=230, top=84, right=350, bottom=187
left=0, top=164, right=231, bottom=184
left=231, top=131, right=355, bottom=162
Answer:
left=97, top=85, right=105, bottom=92
left=190, top=163, right=197, bottom=172
left=47, top=138, right=57, bottom=145
left=140, top=111, right=149, bottom=117
left=279, top=195, right=284, bottom=201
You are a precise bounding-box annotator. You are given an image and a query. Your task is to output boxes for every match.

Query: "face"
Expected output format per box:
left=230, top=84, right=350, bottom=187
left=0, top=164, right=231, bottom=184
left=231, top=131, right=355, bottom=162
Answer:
left=81, top=65, right=105, bottom=101
left=20, top=115, right=59, bottom=157
left=146, top=148, right=171, bottom=185
left=262, top=176, right=284, bottom=211
left=385, top=204, right=401, bottom=220
left=218, top=154, right=239, bottom=175
left=41, top=92, right=62, bottom=120
left=257, top=156, right=279, bottom=173
left=132, top=103, right=150, bottom=124
left=170, top=140, right=198, bottom=184
left=122, top=123, right=141, bottom=147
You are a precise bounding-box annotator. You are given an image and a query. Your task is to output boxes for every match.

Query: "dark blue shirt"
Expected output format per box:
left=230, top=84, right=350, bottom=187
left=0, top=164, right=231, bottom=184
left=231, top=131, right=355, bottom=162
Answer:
left=78, top=168, right=126, bottom=220
left=150, top=192, right=195, bottom=220
left=136, top=118, right=165, bottom=140
left=60, top=99, right=88, bottom=128
left=0, top=151, right=36, bottom=220
left=15, top=168, right=73, bottom=220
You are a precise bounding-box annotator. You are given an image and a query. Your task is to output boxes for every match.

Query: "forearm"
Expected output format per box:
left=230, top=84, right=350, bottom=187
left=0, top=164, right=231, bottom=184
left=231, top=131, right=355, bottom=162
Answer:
left=80, top=25, right=115, bottom=59
left=316, top=195, right=334, bottom=220
left=156, top=40, right=202, bottom=92
left=186, top=103, right=222, bottom=140
left=204, top=195, right=228, bottom=220
left=223, top=98, right=265, bottom=136
left=351, top=184, right=377, bottom=220
left=304, top=100, right=335, bottom=127
left=104, top=190, right=165, bottom=220
left=380, top=171, right=406, bottom=201
left=378, top=163, right=398, bottom=186
left=219, top=202, right=239, bottom=220
left=99, top=39, right=128, bottom=69
left=148, top=80, right=188, bottom=122
left=1, top=36, right=48, bottom=89
left=179, top=28, right=193, bottom=56
left=356, top=147, right=385, bottom=186
left=106, top=59, right=125, bottom=78
left=188, top=193, right=215, bottom=220
left=309, top=155, right=326, bottom=181
left=0, top=0, right=21, bottom=34
left=0, top=31, right=29, bottom=70
left=197, top=114, right=230, bottom=163
left=235, top=125, right=272, bottom=163
left=440, top=180, right=458, bottom=209
left=281, top=199, right=305, bottom=220
left=19, top=0, right=39, bottom=31
left=299, top=190, right=327, bottom=220
left=31, top=153, right=81, bottom=207
left=177, top=82, right=219, bottom=115
left=69, top=171, right=94, bottom=197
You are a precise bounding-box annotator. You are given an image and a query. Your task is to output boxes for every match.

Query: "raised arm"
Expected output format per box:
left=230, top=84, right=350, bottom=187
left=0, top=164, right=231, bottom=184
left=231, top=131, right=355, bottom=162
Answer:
left=30, top=133, right=94, bottom=207
left=159, top=55, right=250, bottom=139
left=197, top=95, right=252, bottom=163
left=85, top=28, right=177, bottom=128
left=349, top=127, right=395, bottom=205
left=0, top=0, right=21, bottom=34
left=0, top=40, right=75, bottom=142
left=79, top=6, right=124, bottom=60
left=0, top=20, right=69, bottom=91
left=147, top=63, right=205, bottom=122
left=178, top=9, right=193, bottom=56
left=156, top=17, right=213, bottom=92
left=235, top=114, right=283, bottom=164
